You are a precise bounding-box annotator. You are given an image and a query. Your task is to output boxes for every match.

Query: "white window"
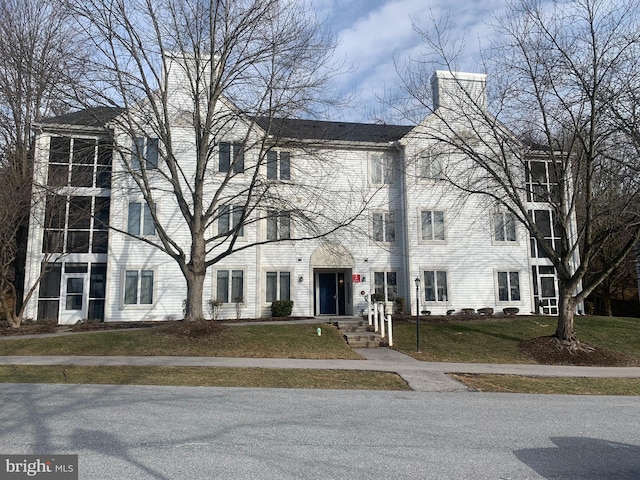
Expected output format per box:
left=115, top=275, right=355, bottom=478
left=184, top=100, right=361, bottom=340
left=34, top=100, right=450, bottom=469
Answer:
left=128, top=201, right=156, bottom=236
left=372, top=212, right=395, bottom=242
left=266, top=210, right=291, bottom=240
left=418, top=152, right=444, bottom=180
left=421, top=210, right=445, bottom=241
left=215, top=269, right=244, bottom=303
left=423, top=270, right=448, bottom=302
left=497, top=271, right=521, bottom=302
left=370, top=153, right=393, bottom=185
left=266, top=150, right=291, bottom=180
left=374, top=272, right=397, bottom=302
left=219, top=142, right=244, bottom=173
left=218, top=205, right=245, bottom=237
left=131, top=137, right=159, bottom=169
left=493, top=211, right=517, bottom=242
left=266, top=271, right=290, bottom=302
left=123, top=269, right=154, bottom=305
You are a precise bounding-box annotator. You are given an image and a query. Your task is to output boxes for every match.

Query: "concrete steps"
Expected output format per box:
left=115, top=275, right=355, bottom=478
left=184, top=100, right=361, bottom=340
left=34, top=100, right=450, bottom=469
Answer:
left=333, top=319, right=387, bottom=348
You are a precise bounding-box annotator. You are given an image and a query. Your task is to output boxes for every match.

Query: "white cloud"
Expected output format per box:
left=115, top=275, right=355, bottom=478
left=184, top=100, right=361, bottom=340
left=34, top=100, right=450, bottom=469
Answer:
left=322, top=0, right=508, bottom=122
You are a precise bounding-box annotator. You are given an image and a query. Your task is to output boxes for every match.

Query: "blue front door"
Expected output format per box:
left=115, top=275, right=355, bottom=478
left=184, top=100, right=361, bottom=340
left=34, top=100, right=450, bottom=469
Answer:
left=318, top=273, right=337, bottom=315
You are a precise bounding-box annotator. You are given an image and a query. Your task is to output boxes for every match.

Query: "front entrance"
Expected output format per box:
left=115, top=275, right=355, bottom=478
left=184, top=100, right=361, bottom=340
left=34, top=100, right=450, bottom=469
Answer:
left=316, top=271, right=349, bottom=315
left=59, top=271, right=89, bottom=324
left=533, top=265, right=559, bottom=315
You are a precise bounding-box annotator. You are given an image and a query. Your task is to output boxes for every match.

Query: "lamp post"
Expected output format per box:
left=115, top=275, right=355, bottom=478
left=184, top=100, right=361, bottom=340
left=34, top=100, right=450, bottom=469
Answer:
left=415, top=277, right=421, bottom=353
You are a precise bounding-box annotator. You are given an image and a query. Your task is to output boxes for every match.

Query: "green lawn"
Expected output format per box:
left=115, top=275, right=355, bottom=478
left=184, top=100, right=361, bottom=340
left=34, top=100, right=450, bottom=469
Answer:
left=451, top=374, right=640, bottom=396
left=0, top=323, right=364, bottom=360
left=391, top=315, right=640, bottom=364
left=0, top=365, right=409, bottom=390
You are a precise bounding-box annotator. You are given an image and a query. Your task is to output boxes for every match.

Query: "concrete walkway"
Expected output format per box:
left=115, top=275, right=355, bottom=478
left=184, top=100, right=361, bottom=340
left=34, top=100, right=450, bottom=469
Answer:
left=2, top=317, right=640, bottom=391
left=2, top=349, right=640, bottom=392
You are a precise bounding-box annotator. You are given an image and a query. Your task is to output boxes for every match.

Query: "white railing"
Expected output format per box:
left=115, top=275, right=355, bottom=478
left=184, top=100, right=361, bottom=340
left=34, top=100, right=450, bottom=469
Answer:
left=364, top=294, right=393, bottom=347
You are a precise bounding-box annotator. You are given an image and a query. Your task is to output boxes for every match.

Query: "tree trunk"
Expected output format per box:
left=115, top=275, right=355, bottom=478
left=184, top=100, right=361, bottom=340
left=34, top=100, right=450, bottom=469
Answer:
left=555, top=289, right=577, bottom=342
left=184, top=235, right=206, bottom=322
left=184, top=266, right=206, bottom=322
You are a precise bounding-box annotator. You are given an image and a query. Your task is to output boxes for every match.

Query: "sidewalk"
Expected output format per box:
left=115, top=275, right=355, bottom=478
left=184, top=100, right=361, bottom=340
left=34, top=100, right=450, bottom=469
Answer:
left=2, top=348, right=640, bottom=392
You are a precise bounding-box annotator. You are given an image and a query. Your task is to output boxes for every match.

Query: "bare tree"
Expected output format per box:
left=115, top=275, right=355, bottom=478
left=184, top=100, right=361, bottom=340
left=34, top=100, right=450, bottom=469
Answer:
left=67, top=0, right=367, bottom=321
left=396, top=0, right=640, bottom=345
left=0, top=0, right=90, bottom=322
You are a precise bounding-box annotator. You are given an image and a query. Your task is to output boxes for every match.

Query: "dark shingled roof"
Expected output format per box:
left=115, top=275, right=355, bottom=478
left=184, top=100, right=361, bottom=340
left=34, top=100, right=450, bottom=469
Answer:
left=255, top=117, right=413, bottom=143
left=44, top=106, right=124, bottom=128
left=43, top=107, right=413, bottom=143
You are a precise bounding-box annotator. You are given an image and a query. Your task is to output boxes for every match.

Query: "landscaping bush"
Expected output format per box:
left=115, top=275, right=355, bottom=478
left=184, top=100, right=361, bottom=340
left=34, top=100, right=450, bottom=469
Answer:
left=271, top=300, right=294, bottom=317
left=503, top=307, right=519, bottom=316
left=394, top=297, right=406, bottom=314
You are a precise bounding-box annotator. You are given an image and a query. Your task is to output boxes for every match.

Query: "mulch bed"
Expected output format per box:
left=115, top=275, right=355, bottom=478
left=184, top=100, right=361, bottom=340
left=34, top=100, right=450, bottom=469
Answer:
left=518, top=335, right=636, bottom=367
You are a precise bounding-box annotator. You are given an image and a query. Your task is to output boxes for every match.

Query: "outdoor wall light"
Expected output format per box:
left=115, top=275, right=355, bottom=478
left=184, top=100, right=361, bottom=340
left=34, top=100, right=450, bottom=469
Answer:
left=298, top=276, right=304, bottom=283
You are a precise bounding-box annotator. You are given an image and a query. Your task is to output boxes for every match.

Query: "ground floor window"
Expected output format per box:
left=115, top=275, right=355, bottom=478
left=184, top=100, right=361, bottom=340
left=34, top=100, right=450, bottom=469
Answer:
left=497, top=271, right=521, bottom=302
left=373, top=271, right=397, bottom=302
left=37, top=262, right=62, bottom=321
left=124, top=269, right=154, bottom=305
left=216, top=269, right=244, bottom=303
left=266, top=271, right=290, bottom=302
left=423, top=270, right=448, bottom=302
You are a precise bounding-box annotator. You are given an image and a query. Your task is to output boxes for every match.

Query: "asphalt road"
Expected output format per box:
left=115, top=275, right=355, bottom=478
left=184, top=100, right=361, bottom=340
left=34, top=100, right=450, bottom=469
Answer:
left=1, top=384, right=639, bottom=479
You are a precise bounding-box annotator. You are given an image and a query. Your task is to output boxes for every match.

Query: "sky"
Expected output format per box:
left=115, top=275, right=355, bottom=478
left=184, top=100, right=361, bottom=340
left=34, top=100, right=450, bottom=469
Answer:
left=314, top=0, right=509, bottom=123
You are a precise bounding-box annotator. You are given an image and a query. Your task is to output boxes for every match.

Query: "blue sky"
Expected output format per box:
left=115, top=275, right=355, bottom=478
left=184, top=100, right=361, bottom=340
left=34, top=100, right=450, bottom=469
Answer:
left=315, top=0, right=508, bottom=122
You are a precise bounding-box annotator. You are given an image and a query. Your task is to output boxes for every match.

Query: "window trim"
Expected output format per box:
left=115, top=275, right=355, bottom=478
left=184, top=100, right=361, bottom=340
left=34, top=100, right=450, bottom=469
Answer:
left=416, top=150, right=444, bottom=182
left=264, top=269, right=292, bottom=304
left=121, top=267, right=156, bottom=308
left=495, top=269, right=522, bottom=303
left=217, top=204, right=245, bottom=238
left=265, top=210, right=292, bottom=241
left=371, top=211, right=396, bottom=243
left=421, top=269, right=450, bottom=304
left=419, top=209, right=446, bottom=243
left=373, top=271, right=398, bottom=303
left=126, top=200, right=156, bottom=237
left=492, top=211, right=518, bottom=244
left=265, top=149, right=291, bottom=181
left=131, top=136, right=159, bottom=170
left=218, top=141, right=245, bottom=174
left=213, top=268, right=246, bottom=304
left=369, top=152, right=394, bottom=186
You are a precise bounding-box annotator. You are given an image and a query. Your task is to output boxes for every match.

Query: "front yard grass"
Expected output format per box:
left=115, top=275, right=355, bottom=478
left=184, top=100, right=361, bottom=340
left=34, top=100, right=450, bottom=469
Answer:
left=451, top=374, right=640, bottom=396
left=0, top=323, right=364, bottom=360
left=391, top=315, right=640, bottom=365
left=0, top=365, right=409, bottom=390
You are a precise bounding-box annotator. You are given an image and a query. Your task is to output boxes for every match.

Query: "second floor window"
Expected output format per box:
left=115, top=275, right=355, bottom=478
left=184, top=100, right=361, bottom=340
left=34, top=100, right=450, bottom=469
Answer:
left=266, top=150, right=290, bottom=180
left=266, top=210, right=291, bottom=240
left=370, top=153, right=393, bottom=185
left=372, top=212, right=395, bottom=242
left=218, top=205, right=244, bottom=237
left=421, top=210, right=445, bottom=241
left=219, top=142, right=245, bottom=174
left=132, top=137, right=159, bottom=170
left=493, top=211, right=517, bottom=242
left=128, top=201, right=156, bottom=236
left=42, top=195, right=110, bottom=254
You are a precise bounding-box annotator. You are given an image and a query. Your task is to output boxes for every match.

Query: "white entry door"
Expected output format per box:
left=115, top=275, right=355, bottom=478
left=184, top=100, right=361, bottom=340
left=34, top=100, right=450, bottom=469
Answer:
left=59, top=273, right=89, bottom=324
